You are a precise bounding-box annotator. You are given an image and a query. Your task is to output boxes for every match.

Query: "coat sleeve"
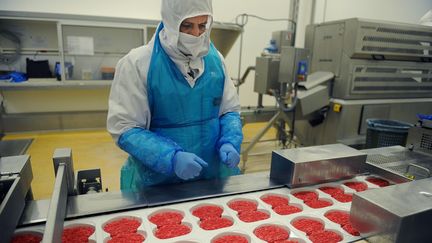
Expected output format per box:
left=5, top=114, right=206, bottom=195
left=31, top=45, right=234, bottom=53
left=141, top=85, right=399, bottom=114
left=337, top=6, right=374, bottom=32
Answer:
left=217, top=52, right=243, bottom=152
left=107, top=45, right=182, bottom=175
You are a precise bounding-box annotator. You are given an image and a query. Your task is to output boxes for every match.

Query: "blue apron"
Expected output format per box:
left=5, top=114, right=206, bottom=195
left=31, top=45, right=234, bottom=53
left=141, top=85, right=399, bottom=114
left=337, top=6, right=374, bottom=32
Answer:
left=120, top=23, right=239, bottom=190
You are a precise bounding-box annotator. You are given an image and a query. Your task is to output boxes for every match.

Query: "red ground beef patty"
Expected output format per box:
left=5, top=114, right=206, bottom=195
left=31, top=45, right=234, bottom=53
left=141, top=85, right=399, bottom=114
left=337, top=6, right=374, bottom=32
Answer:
left=227, top=200, right=258, bottom=212
left=292, top=191, right=318, bottom=202
left=107, top=233, right=145, bottom=243
left=11, top=233, right=42, bottom=243
left=304, top=199, right=332, bottom=208
left=366, top=177, right=390, bottom=187
left=319, top=187, right=344, bottom=196
left=344, top=181, right=368, bottom=192
left=332, top=193, right=352, bottom=202
left=62, top=225, right=95, bottom=243
left=192, top=205, right=223, bottom=220
left=199, top=217, right=233, bottom=230
left=212, top=235, right=249, bottom=243
left=308, top=230, right=342, bottom=243
left=104, top=218, right=141, bottom=236
left=273, top=240, right=300, bottom=243
left=238, top=210, right=270, bottom=222
left=325, top=211, right=360, bottom=236
left=292, top=218, right=324, bottom=235
left=325, top=211, right=350, bottom=226
left=342, top=224, right=360, bottom=236
left=273, top=204, right=302, bottom=215
left=261, top=195, right=289, bottom=207
left=148, top=211, right=183, bottom=227
left=154, top=224, right=191, bottom=239
left=254, top=225, right=290, bottom=242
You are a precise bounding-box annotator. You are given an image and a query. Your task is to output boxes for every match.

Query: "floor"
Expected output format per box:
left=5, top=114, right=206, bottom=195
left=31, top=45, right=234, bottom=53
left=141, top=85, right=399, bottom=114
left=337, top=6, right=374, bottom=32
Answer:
left=4, top=122, right=281, bottom=200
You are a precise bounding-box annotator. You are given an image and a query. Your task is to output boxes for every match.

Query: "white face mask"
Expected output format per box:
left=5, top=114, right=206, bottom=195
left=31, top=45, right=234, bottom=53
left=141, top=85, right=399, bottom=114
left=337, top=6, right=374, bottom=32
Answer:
left=178, top=32, right=209, bottom=59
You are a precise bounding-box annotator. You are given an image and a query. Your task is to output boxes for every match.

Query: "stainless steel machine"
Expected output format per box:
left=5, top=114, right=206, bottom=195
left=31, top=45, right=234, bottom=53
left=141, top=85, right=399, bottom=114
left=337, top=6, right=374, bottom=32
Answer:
left=0, top=155, right=33, bottom=243
left=247, top=18, right=432, bottom=151
left=6, top=136, right=432, bottom=242
left=298, top=18, right=432, bottom=147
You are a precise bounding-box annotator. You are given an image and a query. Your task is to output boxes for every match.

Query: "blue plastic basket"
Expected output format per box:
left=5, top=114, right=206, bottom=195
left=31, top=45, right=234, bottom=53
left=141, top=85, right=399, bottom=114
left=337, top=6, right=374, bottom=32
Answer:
left=365, top=119, right=413, bottom=149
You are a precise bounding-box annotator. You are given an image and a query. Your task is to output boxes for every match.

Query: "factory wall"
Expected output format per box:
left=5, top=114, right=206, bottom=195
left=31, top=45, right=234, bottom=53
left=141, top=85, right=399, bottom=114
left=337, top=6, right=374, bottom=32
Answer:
left=1, top=0, right=431, bottom=108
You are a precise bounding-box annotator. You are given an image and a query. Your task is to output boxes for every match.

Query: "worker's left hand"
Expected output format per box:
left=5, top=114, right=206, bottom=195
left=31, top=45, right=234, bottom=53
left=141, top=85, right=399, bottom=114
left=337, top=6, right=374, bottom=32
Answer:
left=219, top=143, right=240, bottom=168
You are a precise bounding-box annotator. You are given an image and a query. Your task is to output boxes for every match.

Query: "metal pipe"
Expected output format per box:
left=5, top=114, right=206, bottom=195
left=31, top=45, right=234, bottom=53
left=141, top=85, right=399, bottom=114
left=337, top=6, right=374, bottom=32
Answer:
left=42, top=164, right=68, bottom=243
left=257, top=93, right=263, bottom=108
left=236, top=26, right=245, bottom=94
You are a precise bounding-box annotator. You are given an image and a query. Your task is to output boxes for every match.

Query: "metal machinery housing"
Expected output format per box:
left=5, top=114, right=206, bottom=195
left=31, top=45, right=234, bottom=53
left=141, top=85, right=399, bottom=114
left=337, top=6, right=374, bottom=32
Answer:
left=251, top=18, right=432, bottom=149
left=298, top=18, right=432, bottom=147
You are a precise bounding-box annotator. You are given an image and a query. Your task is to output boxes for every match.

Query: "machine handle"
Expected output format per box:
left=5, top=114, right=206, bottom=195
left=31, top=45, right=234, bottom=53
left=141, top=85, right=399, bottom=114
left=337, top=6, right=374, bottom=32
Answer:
left=406, top=163, right=431, bottom=179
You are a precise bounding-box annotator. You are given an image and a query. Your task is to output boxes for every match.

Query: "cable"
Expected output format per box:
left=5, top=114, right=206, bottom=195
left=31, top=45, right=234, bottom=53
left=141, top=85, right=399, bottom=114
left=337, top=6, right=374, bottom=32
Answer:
left=235, top=13, right=296, bottom=30
left=233, top=13, right=297, bottom=92
left=0, top=29, right=21, bottom=65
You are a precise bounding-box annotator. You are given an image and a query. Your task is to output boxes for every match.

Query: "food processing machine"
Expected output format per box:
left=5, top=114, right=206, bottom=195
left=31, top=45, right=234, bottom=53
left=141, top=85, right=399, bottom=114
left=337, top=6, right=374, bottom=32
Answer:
left=6, top=135, right=432, bottom=242
left=0, top=155, right=33, bottom=243
left=246, top=18, right=432, bottom=151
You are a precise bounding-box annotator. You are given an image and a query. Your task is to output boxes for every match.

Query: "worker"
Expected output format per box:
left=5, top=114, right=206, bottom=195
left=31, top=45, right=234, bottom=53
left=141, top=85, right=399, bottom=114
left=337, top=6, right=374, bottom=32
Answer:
left=107, top=0, right=243, bottom=191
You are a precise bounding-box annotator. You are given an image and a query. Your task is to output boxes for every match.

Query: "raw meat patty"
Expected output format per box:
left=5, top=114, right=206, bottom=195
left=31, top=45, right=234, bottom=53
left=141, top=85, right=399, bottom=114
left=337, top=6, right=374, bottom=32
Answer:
left=11, top=233, right=42, bottom=243
left=227, top=200, right=258, bottom=212
left=254, top=225, right=290, bottom=242
left=212, top=235, right=249, bottom=243
left=261, top=195, right=289, bottom=207
left=292, top=218, right=324, bottom=235
left=104, top=218, right=140, bottom=236
left=238, top=210, right=270, bottom=222
left=148, top=211, right=183, bottom=227
left=192, top=205, right=223, bottom=220
left=344, top=181, right=368, bottom=192
left=62, top=225, right=95, bottom=243
left=273, top=204, right=302, bottom=215
left=199, top=217, right=233, bottom=230
left=292, top=191, right=318, bottom=202
left=308, top=230, right=342, bottom=243
left=154, top=224, right=191, bottom=239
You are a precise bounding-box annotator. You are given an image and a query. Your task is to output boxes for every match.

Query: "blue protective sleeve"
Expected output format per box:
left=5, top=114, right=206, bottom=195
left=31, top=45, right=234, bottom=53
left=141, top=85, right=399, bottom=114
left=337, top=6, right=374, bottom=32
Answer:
left=118, top=127, right=183, bottom=175
left=218, top=112, right=243, bottom=152
left=418, top=114, right=432, bottom=121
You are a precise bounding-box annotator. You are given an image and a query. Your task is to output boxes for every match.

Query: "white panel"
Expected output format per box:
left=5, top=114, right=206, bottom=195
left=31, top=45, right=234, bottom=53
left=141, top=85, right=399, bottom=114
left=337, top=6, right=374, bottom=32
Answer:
left=2, top=88, right=110, bottom=113
left=2, top=0, right=431, bottom=106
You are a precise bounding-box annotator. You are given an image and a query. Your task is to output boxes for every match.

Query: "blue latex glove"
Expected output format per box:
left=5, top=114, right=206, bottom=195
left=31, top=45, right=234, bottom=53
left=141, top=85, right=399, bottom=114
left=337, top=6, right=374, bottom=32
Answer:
left=219, top=143, right=240, bottom=168
left=173, top=151, right=208, bottom=180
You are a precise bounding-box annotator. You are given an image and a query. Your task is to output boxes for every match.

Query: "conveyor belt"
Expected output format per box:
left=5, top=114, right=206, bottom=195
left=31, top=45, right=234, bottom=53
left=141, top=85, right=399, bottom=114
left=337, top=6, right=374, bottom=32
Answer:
left=13, top=174, right=392, bottom=243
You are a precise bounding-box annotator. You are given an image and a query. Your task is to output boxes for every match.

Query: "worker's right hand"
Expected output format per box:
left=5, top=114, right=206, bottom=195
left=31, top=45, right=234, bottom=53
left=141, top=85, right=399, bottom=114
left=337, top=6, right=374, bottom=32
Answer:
left=173, top=151, right=208, bottom=180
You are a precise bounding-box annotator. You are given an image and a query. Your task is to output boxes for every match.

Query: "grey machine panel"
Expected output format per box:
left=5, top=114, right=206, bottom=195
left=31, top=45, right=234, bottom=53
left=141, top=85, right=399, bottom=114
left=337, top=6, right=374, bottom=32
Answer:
left=406, top=122, right=432, bottom=155
left=254, top=56, right=280, bottom=94
left=289, top=18, right=432, bottom=147
left=350, top=177, right=432, bottom=243
left=0, top=155, right=33, bottom=243
left=270, top=143, right=366, bottom=187
left=305, top=18, right=432, bottom=100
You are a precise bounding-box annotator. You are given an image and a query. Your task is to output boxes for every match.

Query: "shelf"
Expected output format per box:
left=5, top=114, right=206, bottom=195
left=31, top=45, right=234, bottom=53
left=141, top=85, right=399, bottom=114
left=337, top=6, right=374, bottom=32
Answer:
left=0, top=79, right=112, bottom=90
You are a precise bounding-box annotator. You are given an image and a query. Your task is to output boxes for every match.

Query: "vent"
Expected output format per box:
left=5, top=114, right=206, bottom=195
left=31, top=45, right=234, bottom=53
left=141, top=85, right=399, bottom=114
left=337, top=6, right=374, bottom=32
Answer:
left=354, top=77, right=418, bottom=82
left=376, top=27, right=432, bottom=37
left=367, top=151, right=412, bottom=165
left=352, top=65, right=432, bottom=93
left=365, top=67, right=397, bottom=73
left=420, top=133, right=432, bottom=151
left=363, top=36, right=429, bottom=45
left=362, top=46, right=423, bottom=55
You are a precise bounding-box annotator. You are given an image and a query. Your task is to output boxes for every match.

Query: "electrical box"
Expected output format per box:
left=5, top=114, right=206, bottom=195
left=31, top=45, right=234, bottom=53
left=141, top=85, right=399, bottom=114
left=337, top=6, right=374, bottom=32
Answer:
left=254, top=56, right=280, bottom=94
left=278, top=46, right=310, bottom=84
